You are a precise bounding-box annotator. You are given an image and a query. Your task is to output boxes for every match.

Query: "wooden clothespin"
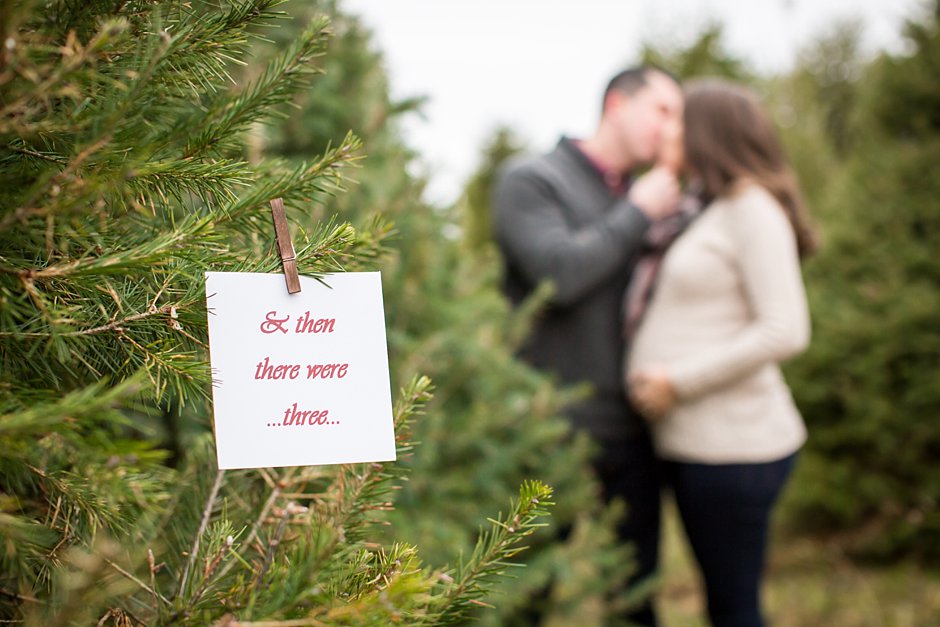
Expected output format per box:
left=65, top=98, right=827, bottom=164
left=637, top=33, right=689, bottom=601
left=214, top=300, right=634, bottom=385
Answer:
left=269, top=198, right=301, bottom=294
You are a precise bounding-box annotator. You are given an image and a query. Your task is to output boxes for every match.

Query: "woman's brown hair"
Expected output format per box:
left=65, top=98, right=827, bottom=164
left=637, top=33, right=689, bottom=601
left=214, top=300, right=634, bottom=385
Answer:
left=683, top=78, right=817, bottom=258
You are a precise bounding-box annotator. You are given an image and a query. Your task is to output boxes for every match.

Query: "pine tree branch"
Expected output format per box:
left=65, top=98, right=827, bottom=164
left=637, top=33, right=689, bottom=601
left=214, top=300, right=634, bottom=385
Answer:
left=308, top=377, right=429, bottom=562
left=148, top=548, right=161, bottom=619
left=6, top=133, right=113, bottom=227
left=433, top=480, right=554, bottom=624
left=0, top=586, right=40, bottom=605
left=0, top=20, right=129, bottom=134
left=8, top=144, right=69, bottom=165
left=124, top=158, right=252, bottom=207
left=103, top=556, right=171, bottom=606
left=178, top=469, right=225, bottom=598
left=214, top=135, right=360, bottom=229
left=213, top=466, right=297, bottom=583
left=213, top=378, right=428, bottom=611
left=183, top=533, right=235, bottom=617
left=152, top=0, right=286, bottom=98
left=252, top=502, right=302, bottom=593
left=0, top=304, right=177, bottom=338
left=3, top=10, right=245, bottom=228
left=182, top=16, right=331, bottom=159
left=0, top=214, right=216, bottom=279
left=0, top=375, right=143, bottom=436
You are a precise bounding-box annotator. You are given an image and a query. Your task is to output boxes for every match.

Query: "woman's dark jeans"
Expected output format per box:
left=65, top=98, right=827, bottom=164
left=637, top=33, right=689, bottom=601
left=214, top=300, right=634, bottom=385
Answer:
left=663, top=453, right=797, bottom=627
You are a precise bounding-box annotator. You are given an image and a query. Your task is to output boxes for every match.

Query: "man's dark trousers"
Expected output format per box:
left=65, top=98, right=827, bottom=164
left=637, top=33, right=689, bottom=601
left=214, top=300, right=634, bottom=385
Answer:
left=594, top=426, right=662, bottom=627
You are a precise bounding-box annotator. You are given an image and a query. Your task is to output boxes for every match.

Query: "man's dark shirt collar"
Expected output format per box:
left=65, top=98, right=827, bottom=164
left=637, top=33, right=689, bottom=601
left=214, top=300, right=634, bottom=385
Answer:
left=560, top=136, right=630, bottom=196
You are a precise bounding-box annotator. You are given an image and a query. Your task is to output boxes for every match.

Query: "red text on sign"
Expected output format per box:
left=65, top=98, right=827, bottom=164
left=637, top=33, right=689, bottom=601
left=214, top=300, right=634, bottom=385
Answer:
left=307, top=363, right=348, bottom=379
left=254, top=356, right=301, bottom=380
left=295, top=311, right=336, bottom=334
left=267, top=403, right=338, bottom=427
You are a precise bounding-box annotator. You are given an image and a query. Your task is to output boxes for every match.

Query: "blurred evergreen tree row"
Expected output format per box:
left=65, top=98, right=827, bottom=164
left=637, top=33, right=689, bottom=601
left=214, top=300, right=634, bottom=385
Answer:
left=780, top=1, right=940, bottom=563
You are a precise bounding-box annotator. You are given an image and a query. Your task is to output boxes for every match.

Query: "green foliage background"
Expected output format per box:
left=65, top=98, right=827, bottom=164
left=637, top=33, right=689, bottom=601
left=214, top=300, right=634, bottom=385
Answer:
left=779, top=4, right=940, bottom=562
left=2, top=0, right=938, bottom=623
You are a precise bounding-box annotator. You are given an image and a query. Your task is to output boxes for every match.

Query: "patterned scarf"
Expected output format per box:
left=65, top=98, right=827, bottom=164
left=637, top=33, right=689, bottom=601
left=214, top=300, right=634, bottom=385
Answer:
left=623, top=190, right=704, bottom=340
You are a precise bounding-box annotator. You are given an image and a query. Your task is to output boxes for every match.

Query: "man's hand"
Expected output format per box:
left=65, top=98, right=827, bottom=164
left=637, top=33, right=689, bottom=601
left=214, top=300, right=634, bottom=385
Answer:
left=629, top=165, right=680, bottom=220
left=628, top=365, right=677, bottom=420
left=657, top=118, right=684, bottom=174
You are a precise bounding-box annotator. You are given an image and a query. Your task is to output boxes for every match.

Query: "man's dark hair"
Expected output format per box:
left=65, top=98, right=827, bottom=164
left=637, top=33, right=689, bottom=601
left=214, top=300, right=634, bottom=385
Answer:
left=602, top=65, right=679, bottom=114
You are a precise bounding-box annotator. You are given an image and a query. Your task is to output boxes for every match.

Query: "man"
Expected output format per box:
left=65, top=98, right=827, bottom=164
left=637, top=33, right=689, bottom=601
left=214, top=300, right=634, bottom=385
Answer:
left=492, top=66, right=683, bottom=626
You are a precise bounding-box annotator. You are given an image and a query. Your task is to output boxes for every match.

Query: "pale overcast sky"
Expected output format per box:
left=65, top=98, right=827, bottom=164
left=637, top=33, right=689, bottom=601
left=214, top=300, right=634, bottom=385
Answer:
left=340, top=0, right=926, bottom=205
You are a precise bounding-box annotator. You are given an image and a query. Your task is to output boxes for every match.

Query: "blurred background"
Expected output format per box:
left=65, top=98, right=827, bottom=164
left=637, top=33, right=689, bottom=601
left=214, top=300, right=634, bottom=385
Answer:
left=342, top=0, right=922, bottom=207
left=256, top=0, right=938, bottom=624
left=5, top=0, right=935, bottom=623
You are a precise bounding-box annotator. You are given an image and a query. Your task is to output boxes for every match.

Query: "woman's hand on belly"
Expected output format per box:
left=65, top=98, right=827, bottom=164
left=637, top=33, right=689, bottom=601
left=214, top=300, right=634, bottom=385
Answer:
left=628, top=365, right=677, bottom=420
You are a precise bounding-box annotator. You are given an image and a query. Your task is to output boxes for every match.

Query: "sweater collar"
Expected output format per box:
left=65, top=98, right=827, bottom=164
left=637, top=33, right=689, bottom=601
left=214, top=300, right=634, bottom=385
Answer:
left=559, top=136, right=629, bottom=195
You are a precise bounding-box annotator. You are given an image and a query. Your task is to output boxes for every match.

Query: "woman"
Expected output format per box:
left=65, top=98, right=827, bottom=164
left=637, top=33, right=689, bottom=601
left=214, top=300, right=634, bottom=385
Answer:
left=627, top=78, right=816, bottom=627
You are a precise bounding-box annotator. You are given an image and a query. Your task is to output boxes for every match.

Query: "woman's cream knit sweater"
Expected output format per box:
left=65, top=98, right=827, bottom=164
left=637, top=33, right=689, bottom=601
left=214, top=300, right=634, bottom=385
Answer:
left=627, top=182, right=810, bottom=463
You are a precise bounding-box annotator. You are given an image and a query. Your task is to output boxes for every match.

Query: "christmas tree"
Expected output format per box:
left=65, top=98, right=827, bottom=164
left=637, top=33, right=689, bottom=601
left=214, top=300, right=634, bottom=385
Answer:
left=0, top=1, right=554, bottom=623
left=780, top=1, right=940, bottom=562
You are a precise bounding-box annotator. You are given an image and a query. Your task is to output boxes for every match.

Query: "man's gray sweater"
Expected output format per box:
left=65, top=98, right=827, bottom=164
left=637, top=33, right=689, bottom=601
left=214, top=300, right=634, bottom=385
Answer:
left=493, top=137, right=651, bottom=440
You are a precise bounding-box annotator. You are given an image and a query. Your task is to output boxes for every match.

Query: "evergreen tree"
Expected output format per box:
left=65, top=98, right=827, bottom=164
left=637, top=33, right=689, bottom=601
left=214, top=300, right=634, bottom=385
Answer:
left=641, top=23, right=753, bottom=83
left=782, top=1, right=940, bottom=562
left=0, top=1, right=554, bottom=623
left=790, top=21, right=865, bottom=158
left=458, top=127, right=526, bottom=255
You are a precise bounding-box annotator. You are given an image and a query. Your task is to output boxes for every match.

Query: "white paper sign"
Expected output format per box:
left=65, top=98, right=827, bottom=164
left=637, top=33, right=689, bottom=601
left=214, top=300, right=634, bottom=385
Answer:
left=205, top=271, right=395, bottom=469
